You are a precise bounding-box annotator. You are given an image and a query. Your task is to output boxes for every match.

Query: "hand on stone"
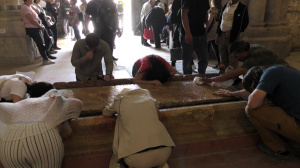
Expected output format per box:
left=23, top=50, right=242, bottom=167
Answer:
left=103, top=75, right=111, bottom=81
left=85, top=50, right=94, bottom=60
left=213, top=89, right=232, bottom=97
left=152, top=80, right=162, bottom=86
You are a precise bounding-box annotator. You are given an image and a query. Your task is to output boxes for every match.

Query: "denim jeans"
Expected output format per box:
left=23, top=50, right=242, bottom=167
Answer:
left=181, top=34, right=208, bottom=74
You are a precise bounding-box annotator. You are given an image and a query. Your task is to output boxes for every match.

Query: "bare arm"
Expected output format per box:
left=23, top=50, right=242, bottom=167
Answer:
left=168, top=66, right=180, bottom=76
left=214, top=89, right=250, bottom=100
left=25, top=13, right=44, bottom=29
left=133, top=70, right=162, bottom=86
left=202, top=67, right=248, bottom=83
left=247, top=89, right=267, bottom=111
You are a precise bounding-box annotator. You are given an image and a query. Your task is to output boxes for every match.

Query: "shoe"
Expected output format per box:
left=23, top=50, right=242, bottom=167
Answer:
left=150, top=40, right=154, bottom=44
left=72, top=38, right=77, bottom=41
left=257, top=141, right=291, bottom=160
left=49, top=50, right=57, bottom=54
left=161, top=39, right=166, bottom=43
left=143, top=42, right=151, bottom=47
left=212, top=64, right=219, bottom=69
left=154, top=47, right=161, bottom=50
left=112, top=56, right=118, bottom=61
left=43, top=59, right=55, bottom=65
left=53, top=46, right=61, bottom=50
left=48, top=55, right=57, bottom=59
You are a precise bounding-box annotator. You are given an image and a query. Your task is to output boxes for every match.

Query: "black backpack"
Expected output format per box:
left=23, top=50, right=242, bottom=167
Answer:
left=170, top=0, right=182, bottom=24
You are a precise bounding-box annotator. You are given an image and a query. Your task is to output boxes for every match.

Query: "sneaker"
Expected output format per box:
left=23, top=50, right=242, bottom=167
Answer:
left=48, top=55, right=57, bottom=59
left=257, top=141, right=291, bottom=160
left=49, top=50, right=57, bottom=54
left=53, top=46, right=61, bottom=50
left=43, top=59, right=55, bottom=65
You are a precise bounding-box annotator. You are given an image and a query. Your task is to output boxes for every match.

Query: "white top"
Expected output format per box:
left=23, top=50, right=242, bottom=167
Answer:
left=103, top=89, right=175, bottom=159
left=0, top=75, right=27, bottom=101
left=0, top=89, right=83, bottom=140
left=140, top=1, right=152, bottom=22
left=220, top=1, right=239, bottom=32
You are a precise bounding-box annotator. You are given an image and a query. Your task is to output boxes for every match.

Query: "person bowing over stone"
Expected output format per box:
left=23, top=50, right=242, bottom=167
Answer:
left=132, top=54, right=180, bottom=86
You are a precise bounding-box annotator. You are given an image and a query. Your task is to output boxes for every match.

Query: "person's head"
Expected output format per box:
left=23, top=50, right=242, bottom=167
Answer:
left=33, top=0, right=40, bottom=4
left=242, top=66, right=267, bottom=93
left=162, top=3, right=168, bottom=13
left=48, top=0, right=55, bottom=4
left=154, top=0, right=160, bottom=6
left=85, top=33, right=100, bottom=49
left=211, top=0, right=222, bottom=10
left=149, top=0, right=155, bottom=7
left=230, top=41, right=250, bottom=62
left=26, top=82, right=54, bottom=98
left=23, top=0, right=33, bottom=4
left=70, top=0, right=77, bottom=5
left=168, top=3, right=172, bottom=12
left=144, top=55, right=171, bottom=83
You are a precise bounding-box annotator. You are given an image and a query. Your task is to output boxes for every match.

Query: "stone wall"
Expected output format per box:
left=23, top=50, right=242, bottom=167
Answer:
left=287, top=0, right=300, bottom=51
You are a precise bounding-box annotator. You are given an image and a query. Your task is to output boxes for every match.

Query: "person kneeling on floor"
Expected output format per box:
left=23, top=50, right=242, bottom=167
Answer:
left=244, top=65, right=300, bottom=159
left=103, top=88, right=175, bottom=168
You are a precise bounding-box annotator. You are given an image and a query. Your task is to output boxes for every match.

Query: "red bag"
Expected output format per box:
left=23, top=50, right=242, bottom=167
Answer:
left=143, top=28, right=153, bottom=40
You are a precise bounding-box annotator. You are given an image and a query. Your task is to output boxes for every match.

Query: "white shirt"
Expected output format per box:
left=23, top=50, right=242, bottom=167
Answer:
left=140, top=1, right=152, bottom=22
left=220, top=1, right=239, bottom=32
left=0, top=77, right=27, bottom=101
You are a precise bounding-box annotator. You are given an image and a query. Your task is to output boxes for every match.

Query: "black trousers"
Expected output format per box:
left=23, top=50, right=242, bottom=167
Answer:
left=25, top=28, right=48, bottom=60
left=99, top=31, right=114, bottom=56
left=49, top=22, right=58, bottom=47
left=151, top=25, right=161, bottom=48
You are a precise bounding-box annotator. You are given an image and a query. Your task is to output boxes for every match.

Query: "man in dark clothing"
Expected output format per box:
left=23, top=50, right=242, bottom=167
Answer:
left=181, top=0, right=210, bottom=74
left=85, top=0, right=120, bottom=60
left=145, top=6, right=167, bottom=49
left=60, top=0, right=70, bottom=37
left=46, top=0, right=61, bottom=50
left=216, top=0, right=249, bottom=72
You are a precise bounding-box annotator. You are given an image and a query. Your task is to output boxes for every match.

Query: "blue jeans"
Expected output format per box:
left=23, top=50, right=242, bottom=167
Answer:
left=181, top=34, right=208, bottom=74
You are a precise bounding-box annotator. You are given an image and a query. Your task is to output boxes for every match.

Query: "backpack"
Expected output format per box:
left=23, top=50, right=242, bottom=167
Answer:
left=98, top=0, right=118, bottom=33
left=170, top=0, right=182, bottom=24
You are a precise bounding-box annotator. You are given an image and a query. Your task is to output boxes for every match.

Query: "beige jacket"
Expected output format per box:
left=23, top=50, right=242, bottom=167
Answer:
left=103, top=89, right=175, bottom=159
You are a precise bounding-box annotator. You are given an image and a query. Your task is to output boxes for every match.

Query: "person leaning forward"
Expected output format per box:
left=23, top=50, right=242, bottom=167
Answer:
left=71, top=33, right=113, bottom=81
left=201, top=41, right=287, bottom=84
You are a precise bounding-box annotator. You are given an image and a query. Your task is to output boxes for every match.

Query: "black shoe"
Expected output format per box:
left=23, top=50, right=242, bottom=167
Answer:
left=257, top=141, right=291, bottom=160
left=53, top=46, right=61, bottom=50
left=212, top=64, right=219, bottom=69
left=154, top=47, right=161, bottom=50
left=112, top=56, right=118, bottom=61
left=143, top=42, right=151, bottom=47
left=48, top=55, right=57, bottom=59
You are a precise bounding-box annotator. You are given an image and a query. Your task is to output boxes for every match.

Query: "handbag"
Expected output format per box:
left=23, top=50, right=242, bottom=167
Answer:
left=143, top=28, right=153, bottom=40
left=170, top=47, right=182, bottom=61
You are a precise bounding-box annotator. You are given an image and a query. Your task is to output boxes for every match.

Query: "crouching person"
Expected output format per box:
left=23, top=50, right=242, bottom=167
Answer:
left=103, top=88, right=175, bottom=168
left=244, top=65, right=300, bottom=159
left=0, top=89, right=83, bottom=168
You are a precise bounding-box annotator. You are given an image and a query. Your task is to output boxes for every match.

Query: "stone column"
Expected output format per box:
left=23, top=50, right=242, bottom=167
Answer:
left=265, top=0, right=282, bottom=27
left=0, top=0, right=38, bottom=65
left=247, top=0, right=267, bottom=27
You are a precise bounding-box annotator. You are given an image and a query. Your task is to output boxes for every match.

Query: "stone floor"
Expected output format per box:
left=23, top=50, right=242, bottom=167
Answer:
left=1, top=31, right=300, bottom=167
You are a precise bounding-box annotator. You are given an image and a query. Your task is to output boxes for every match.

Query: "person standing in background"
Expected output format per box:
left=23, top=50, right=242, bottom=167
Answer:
left=46, top=0, right=61, bottom=50
left=79, top=0, right=87, bottom=35
left=216, top=0, right=249, bottom=73
left=60, top=0, right=71, bottom=37
left=140, top=0, right=155, bottom=47
left=69, top=0, right=81, bottom=41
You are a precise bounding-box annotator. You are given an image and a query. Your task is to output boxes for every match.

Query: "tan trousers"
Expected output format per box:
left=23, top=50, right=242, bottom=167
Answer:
left=246, top=105, right=300, bottom=152
left=124, top=146, right=172, bottom=168
left=218, top=32, right=238, bottom=70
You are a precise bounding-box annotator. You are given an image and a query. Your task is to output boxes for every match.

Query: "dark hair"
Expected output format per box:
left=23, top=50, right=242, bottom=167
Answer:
left=33, top=0, right=37, bottom=3
left=71, top=0, right=77, bottom=4
left=27, top=82, right=54, bottom=98
left=163, top=3, right=168, bottom=13
left=85, top=33, right=100, bottom=49
left=242, top=66, right=267, bottom=93
left=144, top=55, right=171, bottom=83
left=230, top=41, right=250, bottom=54
left=155, top=0, right=160, bottom=6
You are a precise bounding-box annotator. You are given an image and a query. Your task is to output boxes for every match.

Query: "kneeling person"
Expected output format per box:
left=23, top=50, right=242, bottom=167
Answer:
left=71, top=33, right=114, bottom=81
left=104, top=88, right=175, bottom=168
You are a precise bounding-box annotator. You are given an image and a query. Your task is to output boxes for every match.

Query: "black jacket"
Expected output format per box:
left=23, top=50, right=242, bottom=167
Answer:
left=217, top=2, right=249, bottom=42
left=145, top=7, right=167, bottom=29
left=46, top=1, right=59, bottom=22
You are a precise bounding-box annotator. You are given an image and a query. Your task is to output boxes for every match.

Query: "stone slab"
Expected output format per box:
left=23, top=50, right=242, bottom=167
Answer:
left=69, top=81, right=238, bottom=116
